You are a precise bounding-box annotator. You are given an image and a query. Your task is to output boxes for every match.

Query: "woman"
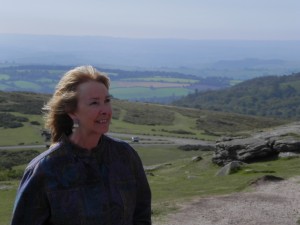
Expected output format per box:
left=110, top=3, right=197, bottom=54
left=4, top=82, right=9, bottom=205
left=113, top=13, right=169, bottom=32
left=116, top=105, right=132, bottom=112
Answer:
left=11, top=66, right=152, bottom=225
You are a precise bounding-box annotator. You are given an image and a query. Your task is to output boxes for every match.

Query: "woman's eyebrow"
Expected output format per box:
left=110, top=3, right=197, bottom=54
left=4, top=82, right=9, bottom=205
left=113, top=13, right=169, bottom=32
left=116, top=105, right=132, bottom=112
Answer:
left=89, top=95, right=112, bottom=100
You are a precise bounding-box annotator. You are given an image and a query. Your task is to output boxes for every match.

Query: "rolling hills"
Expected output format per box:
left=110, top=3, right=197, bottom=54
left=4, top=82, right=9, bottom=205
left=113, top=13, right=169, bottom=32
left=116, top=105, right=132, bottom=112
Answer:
left=0, top=90, right=288, bottom=146
left=173, top=71, right=300, bottom=120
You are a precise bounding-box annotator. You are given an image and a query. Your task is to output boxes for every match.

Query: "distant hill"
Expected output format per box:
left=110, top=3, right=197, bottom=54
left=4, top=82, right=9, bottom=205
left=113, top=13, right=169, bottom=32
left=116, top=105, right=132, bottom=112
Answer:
left=1, top=34, right=300, bottom=79
left=173, top=72, right=300, bottom=120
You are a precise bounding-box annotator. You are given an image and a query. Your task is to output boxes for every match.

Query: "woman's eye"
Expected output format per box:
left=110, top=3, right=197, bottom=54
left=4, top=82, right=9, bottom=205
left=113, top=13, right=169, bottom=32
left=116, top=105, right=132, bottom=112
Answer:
left=105, top=98, right=111, bottom=103
left=90, top=101, right=99, bottom=105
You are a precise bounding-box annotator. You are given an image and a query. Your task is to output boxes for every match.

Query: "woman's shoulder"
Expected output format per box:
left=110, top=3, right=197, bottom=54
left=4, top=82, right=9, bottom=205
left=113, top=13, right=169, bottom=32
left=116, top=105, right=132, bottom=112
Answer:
left=103, top=135, right=132, bottom=149
left=102, top=135, right=141, bottom=160
left=26, top=142, right=68, bottom=171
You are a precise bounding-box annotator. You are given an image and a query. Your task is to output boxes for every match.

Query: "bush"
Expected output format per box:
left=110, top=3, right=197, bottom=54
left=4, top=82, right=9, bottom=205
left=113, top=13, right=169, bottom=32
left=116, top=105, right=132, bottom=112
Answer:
left=162, top=129, right=195, bottom=135
left=178, top=144, right=215, bottom=151
left=0, top=112, right=29, bottom=128
left=0, top=168, right=24, bottom=181
left=0, top=149, right=40, bottom=170
left=123, top=106, right=175, bottom=125
left=30, top=120, right=41, bottom=125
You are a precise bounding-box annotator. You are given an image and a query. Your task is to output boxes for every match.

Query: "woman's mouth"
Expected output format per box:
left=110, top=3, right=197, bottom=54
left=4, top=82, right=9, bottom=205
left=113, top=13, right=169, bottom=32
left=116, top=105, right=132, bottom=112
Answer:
left=96, top=119, right=109, bottom=124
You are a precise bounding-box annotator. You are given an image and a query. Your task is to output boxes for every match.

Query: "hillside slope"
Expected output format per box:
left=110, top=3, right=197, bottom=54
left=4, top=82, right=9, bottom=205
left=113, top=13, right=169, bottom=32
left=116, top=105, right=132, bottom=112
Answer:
left=0, top=91, right=288, bottom=146
left=173, top=72, right=300, bottom=120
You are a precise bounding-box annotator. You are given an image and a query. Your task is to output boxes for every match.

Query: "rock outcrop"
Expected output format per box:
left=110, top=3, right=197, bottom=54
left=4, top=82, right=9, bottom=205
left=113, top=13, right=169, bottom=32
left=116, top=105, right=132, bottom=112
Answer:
left=216, top=161, right=247, bottom=176
left=212, top=122, right=300, bottom=166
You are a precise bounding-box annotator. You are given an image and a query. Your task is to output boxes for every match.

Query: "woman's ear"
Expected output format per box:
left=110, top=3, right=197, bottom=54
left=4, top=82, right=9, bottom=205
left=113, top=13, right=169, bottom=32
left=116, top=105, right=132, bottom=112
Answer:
left=68, top=112, right=77, bottom=121
left=65, top=103, right=77, bottom=119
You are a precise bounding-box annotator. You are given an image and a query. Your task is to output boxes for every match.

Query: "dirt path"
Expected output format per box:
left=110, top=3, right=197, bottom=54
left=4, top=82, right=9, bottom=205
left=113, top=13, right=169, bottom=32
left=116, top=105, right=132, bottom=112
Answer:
left=156, top=176, right=300, bottom=225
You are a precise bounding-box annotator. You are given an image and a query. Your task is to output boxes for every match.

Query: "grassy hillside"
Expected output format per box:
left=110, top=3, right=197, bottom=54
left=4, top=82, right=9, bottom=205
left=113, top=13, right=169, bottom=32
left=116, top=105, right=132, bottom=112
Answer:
left=173, top=72, right=300, bottom=120
left=0, top=91, right=298, bottom=224
left=0, top=91, right=288, bottom=146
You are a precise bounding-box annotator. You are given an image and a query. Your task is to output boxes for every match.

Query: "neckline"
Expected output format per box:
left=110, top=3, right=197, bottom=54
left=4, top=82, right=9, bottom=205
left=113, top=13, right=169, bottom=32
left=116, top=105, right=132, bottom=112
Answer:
left=62, top=134, right=104, bottom=158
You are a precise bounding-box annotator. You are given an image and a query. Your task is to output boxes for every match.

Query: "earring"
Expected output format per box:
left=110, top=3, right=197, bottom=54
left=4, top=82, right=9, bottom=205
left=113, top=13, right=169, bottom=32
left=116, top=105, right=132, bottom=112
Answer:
left=72, top=119, right=79, bottom=133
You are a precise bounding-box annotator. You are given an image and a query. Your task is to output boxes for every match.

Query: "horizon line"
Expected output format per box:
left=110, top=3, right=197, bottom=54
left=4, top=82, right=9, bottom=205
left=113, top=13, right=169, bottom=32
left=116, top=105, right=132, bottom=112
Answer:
left=1, top=33, right=300, bottom=42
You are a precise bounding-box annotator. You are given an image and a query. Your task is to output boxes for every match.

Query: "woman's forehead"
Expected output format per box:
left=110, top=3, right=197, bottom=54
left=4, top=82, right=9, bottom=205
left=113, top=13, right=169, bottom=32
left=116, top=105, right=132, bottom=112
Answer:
left=77, top=81, right=108, bottom=98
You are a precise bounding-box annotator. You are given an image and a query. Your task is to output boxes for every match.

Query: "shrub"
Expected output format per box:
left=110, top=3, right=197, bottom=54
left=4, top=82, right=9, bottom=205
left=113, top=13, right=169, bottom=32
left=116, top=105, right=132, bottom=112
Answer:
left=0, top=169, right=24, bottom=181
left=0, top=112, right=29, bottom=128
left=123, top=106, right=175, bottom=125
left=0, top=149, right=40, bottom=170
left=162, top=129, right=195, bottom=135
left=178, top=144, right=215, bottom=151
left=30, top=121, right=41, bottom=125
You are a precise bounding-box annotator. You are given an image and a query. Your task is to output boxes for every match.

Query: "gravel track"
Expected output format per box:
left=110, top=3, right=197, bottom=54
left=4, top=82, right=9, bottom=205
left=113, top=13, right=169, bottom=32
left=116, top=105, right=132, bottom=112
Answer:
left=156, top=176, right=300, bottom=225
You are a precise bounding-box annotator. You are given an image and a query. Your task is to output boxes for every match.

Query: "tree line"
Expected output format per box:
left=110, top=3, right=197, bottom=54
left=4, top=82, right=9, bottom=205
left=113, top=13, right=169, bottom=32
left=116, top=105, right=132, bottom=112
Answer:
left=173, top=72, right=300, bottom=120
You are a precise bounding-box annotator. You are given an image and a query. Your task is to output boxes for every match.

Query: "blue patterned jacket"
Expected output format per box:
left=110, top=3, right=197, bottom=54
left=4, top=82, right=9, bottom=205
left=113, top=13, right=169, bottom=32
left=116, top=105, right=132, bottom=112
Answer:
left=11, top=135, right=152, bottom=225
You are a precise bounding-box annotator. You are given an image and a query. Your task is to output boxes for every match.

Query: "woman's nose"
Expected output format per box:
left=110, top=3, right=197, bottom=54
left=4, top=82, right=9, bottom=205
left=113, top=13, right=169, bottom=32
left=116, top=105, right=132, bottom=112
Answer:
left=99, top=104, right=112, bottom=115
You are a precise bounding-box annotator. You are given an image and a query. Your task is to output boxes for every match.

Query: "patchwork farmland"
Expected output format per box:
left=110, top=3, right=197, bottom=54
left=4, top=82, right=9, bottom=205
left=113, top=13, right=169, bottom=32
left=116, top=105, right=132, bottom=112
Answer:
left=0, top=65, right=232, bottom=103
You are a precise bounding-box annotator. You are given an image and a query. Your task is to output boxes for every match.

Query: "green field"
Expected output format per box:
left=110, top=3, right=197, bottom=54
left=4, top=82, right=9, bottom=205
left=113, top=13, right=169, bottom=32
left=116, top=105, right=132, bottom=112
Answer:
left=110, top=86, right=191, bottom=99
left=125, top=76, right=198, bottom=83
left=0, top=182, right=17, bottom=225
left=0, top=74, right=10, bottom=80
left=0, top=113, right=44, bottom=146
left=14, top=81, right=42, bottom=91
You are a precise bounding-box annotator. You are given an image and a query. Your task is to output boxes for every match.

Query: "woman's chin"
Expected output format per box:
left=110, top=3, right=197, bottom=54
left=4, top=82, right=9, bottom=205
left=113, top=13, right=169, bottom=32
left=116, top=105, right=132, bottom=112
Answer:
left=96, top=127, right=110, bottom=135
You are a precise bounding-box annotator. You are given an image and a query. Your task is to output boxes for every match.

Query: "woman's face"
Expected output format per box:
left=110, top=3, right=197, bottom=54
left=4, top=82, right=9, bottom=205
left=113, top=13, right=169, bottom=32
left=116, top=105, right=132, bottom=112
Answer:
left=70, top=81, right=112, bottom=137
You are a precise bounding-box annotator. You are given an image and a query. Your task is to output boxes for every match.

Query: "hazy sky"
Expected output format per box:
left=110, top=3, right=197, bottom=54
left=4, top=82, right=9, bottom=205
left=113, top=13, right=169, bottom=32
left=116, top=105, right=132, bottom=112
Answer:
left=1, top=0, right=299, bottom=40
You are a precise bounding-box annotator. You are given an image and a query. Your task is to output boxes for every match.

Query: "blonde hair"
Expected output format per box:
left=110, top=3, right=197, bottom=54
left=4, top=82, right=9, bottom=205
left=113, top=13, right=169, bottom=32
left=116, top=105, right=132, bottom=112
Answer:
left=43, top=65, right=110, bottom=143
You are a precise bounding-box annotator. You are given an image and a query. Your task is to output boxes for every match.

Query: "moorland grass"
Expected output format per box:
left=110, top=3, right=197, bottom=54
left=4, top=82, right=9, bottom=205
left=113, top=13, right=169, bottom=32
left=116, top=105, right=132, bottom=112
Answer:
left=0, top=93, right=295, bottom=224
left=0, top=92, right=288, bottom=146
left=110, top=86, right=190, bottom=99
left=0, top=113, right=44, bottom=146
left=0, top=124, right=44, bottom=146
left=0, top=108, right=288, bottom=146
left=0, top=181, right=18, bottom=225
left=1, top=145, right=300, bottom=224
left=134, top=144, right=203, bottom=166
left=146, top=153, right=300, bottom=221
